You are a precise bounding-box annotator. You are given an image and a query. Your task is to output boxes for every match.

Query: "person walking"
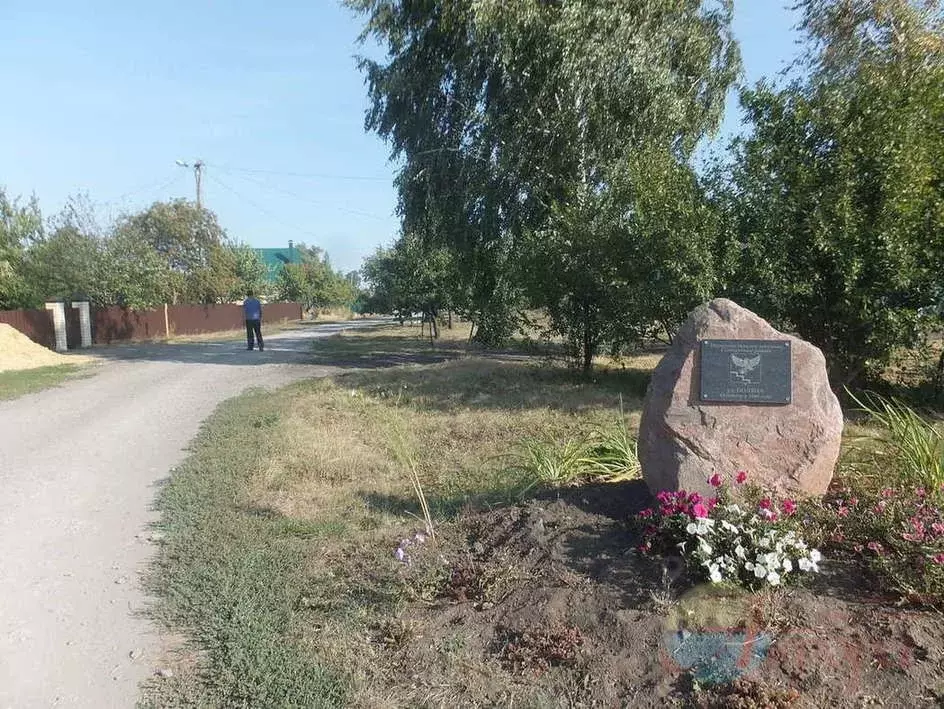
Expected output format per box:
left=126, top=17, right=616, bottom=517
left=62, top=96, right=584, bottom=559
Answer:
left=243, top=291, right=264, bottom=351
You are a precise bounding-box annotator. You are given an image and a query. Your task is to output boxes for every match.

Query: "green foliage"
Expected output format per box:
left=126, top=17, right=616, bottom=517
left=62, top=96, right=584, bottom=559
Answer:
left=580, top=406, right=641, bottom=483
left=804, top=486, right=944, bottom=605
left=511, top=420, right=641, bottom=491
left=350, top=0, right=740, bottom=360
left=360, top=233, right=458, bottom=333
left=115, top=199, right=235, bottom=304
left=723, top=0, right=944, bottom=385
left=230, top=243, right=269, bottom=300
left=849, top=391, right=944, bottom=490
left=23, top=196, right=105, bottom=305
left=96, top=227, right=173, bottom=309
left=0, top=189, right=42, bottom=309
left=275, top=246, right=356, bottom=313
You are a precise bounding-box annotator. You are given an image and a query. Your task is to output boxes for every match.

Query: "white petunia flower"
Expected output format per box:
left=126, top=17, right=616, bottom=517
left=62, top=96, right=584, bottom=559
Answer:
left=782, top=558, right=793, bottom=572
left=709, top=565, right=723, bottom=583
left=810, top=549, right=822, bottom=563
left=686, top=522, right=698, bottom=535
left=764, top=552, right=780, bottom=567
left=767, top=570, right=781, bottom=585
left=754, top=564, right=767, bottom=579
left=798, top=558, right=813, bottom=572
left=735, top=545, right=747, bottom=560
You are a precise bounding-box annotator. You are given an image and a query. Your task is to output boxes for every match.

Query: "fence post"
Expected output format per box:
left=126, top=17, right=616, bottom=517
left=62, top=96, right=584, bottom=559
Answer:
left=71, top=301, right=92, bottom=347
left=44, top=302, right=68, bottom=352
left=164, top=303, right=170, bottom=337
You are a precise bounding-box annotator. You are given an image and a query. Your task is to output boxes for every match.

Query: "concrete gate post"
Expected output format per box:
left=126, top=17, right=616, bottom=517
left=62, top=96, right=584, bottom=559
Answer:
left=71, top=301, right=92, bottom=347
left=44, top=301, right=68, bottom=352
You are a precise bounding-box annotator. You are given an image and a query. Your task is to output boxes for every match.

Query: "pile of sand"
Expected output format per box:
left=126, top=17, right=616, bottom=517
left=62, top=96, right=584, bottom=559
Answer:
left=0, top=324, right=92, bottom=372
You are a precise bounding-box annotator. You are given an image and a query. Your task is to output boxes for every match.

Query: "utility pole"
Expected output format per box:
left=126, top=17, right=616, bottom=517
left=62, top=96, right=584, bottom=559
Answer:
left=175, top=159, right=205, bottom=208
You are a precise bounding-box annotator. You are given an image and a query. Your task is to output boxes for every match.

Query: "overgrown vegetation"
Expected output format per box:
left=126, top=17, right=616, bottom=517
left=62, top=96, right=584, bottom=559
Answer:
left=144, top=328, right=652, bottom=706
left=352, top=0, right=944, bottom=387
left=0, top=192, right=359, bottom=312
left=147, top=325, right=944, bottom=707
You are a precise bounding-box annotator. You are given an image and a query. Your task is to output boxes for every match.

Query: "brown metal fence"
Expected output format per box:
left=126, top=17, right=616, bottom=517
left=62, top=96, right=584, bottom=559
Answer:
left=1, top=302, right=303, bottom=347
left=0, top=308, right=56, bottom=349
left=94, top=302, right=303, bottom=343
left=92, top=306, right=167, bottom=344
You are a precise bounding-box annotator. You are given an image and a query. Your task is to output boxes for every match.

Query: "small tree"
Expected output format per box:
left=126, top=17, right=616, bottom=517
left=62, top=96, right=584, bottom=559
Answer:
left=0, top=189, right=43, bottom=309
left=726, top=0, right=944, bottom=385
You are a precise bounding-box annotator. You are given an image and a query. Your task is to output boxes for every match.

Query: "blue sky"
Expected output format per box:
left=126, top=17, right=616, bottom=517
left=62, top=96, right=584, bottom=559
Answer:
left=0, top=1, right=801, bottom=274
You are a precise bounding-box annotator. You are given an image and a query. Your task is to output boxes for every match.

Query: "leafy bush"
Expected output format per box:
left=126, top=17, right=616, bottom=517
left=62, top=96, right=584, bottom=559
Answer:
left=637, top=473, right=822, bottom=590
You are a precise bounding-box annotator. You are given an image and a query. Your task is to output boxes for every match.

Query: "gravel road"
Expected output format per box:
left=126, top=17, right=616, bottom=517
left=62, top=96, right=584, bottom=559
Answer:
left=0, top=321, right=380, bottom=708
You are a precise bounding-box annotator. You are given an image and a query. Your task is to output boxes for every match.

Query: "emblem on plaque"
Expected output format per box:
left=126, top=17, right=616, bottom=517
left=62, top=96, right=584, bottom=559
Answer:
left=730, top=354, right=762, bottom=385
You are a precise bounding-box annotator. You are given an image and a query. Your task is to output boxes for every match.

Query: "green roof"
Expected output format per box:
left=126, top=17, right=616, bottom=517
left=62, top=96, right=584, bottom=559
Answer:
left=255, top=247, right=303, bottom=281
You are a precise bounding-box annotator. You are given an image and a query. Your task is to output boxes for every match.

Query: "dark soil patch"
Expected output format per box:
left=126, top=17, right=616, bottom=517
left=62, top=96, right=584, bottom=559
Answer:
left=383, top=482, right=944, bottom=707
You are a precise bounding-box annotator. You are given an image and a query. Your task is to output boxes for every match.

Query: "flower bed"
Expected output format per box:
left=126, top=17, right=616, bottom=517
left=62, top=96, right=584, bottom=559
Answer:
left=637, top=473, right=822, bottom=589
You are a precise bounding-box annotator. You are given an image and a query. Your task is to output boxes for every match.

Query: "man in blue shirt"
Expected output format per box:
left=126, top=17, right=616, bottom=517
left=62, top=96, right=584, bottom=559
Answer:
left=243, top=291, right=264, bottom=351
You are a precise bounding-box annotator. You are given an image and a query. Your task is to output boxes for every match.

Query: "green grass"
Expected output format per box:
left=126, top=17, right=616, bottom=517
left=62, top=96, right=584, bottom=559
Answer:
left=0, top=364, right=86, bottom=400
left=848, top=390, right=944, bottom=490
left=143, top=390, right=351, bottom=708
left=142, top=332, right=652, bottom=707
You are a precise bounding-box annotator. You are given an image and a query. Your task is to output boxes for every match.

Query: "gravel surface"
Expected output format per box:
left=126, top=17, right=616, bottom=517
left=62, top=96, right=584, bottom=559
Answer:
left=0, top=321, right=380, bottom=708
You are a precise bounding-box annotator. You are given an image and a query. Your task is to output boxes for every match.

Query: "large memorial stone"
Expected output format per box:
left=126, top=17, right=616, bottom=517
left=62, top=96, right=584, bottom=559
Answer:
left=639, top=299, right=842, bottom=498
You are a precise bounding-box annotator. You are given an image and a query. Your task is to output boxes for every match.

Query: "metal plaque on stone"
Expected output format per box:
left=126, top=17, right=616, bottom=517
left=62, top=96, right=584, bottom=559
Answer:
left=699, top=339, right=792, bottom=405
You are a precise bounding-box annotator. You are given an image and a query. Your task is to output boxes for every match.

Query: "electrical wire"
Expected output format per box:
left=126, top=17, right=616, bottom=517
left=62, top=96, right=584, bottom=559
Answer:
left=204, top=162, right=391, bottom=182
left=217, top=168, right=393, bottom=222
left=206, top=173, right=323, bottom=241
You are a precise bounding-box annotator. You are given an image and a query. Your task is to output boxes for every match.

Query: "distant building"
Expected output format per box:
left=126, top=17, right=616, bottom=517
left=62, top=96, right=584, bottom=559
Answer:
left=254, top=241, right=303, bottom=283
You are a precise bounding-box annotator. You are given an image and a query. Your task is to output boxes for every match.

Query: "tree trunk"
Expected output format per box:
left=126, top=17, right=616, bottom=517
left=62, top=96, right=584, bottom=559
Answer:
left=582, top=309, right=594, bottom=374
left=934, top=348, right=944, bottom=394
left=447, top=309, right=453, bottom=329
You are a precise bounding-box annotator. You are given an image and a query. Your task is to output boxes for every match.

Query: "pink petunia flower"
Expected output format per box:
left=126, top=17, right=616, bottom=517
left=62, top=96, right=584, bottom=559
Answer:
left=638, top=508, right=653, bottom=519
left=867, top=541, right=884, bottom=553
left=781, top=499, right=797, bottom=516
left=708, top=473, right=722, bottom=488
left=735, top=471, right=748, bottom=484
left=836, top=506, right=849, bottom=518
left=881, top=488, right=895, bottom=499
left=692, top=503, right=709, bottom=519
left=759, top=498, right=772, bottom=511
left=932, top=553, right=944, bottom=565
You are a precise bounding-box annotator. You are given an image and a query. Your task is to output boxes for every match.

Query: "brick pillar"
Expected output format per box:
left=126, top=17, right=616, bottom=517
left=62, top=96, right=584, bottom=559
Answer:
left=44, top=302, right=68, bottom=351
left=71, top=301, right=92, bottom=347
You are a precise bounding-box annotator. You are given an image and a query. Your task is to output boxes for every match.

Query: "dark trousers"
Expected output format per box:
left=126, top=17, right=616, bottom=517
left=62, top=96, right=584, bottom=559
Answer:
left=246, top=319, right=263, bottom=350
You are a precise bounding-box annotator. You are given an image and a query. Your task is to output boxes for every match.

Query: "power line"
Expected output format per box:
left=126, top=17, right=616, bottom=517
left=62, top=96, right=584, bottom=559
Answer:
left=218, top=169, right=393, bottom=222
left=112, top=171, right=185, bottom=203
left=206, top=173, right=323, bottom=241
left=205, top=162, right=391, bottom=182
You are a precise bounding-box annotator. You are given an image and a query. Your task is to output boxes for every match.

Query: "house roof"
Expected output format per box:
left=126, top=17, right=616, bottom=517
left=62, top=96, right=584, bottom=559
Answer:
left=254, top=247, right=303, bottom=281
